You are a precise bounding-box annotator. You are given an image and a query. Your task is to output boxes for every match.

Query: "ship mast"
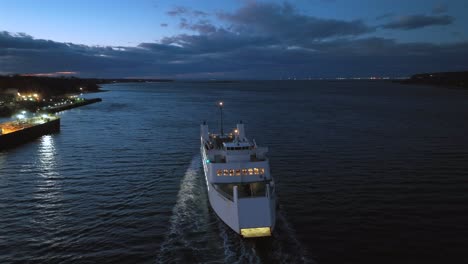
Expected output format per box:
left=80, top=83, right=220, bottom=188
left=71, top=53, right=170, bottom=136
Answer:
left=218, top=101, right=224, bottom=136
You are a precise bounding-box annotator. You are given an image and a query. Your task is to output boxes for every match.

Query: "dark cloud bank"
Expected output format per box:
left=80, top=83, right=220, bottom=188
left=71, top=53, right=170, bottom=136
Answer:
left=381, top=14, right=454, bottom=30
left=1, top=2, right=467, bottom=79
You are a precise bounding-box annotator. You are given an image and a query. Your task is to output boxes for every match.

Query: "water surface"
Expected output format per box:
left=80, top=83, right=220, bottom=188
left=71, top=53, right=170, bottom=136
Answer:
left=1, top=81, right=468, bottom=263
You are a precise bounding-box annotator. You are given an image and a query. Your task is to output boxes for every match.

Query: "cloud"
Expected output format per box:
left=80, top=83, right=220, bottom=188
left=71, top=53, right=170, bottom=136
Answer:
left=382, top=14, right=454, bottom=30
left=21, top=71, right=78, bottom=77
left=178, top=18, right=217, bottom=34
left=0, top=31, right=69, bottom=50
left=0, top=31, right=154, bottom=77
left=432, top=4, right=448, bottom=14
left=167, top=6, right=208, bottom=17
left=217, top=2, right=374, bottom=41
left=375, top=13, right=395, bottom=20
left=159, top=29, right=274, bottom=53
left=1, top=2, right=467, bottom=79
left=166, top=6, right=188, bottom=16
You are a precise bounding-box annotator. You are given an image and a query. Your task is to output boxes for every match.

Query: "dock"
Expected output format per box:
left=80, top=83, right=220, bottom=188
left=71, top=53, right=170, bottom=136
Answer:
left=43, top=98, right=102, bottom=113
left=0, top=115, right=60, bottom=150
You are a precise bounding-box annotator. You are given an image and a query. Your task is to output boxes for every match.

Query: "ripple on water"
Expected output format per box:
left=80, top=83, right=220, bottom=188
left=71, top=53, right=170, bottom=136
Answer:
left=1, top=81, right=468, bottom=263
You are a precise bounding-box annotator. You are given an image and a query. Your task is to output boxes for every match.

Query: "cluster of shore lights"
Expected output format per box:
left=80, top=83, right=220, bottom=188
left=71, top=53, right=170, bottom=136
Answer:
left=0, top=112, right=54, bottom=134
left=16, top=110, right=27, bottom=120
left=17, top=92, right=40, bottom=101
left=53, top=101, right=70, bottom=107
left=216, top=168, right=265, bottom=176
left=15, top=111, right=51, bottom=120
left=47, top=97, right=83, bottom=108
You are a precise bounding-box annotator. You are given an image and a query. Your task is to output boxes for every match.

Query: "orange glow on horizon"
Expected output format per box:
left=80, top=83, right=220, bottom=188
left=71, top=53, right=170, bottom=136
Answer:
left=20, top=71, right=78, bottom=77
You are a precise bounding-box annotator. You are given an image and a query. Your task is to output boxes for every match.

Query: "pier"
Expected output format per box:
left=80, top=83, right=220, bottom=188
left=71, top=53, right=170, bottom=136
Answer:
left=0, top=115, right=60, bottom=149
left=0, top=91, right=102, bottom=149
left=43, top=98, right=102, bottom=113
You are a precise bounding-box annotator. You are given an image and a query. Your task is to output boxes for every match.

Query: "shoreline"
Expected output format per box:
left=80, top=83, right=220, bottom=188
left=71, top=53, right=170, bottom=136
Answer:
left=395, top=71, right=468, bottom=90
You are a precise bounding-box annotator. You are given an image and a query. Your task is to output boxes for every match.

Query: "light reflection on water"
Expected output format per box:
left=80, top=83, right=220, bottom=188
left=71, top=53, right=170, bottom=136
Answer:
left=0, top=154, right=5, bottom=170
left=38, top=135, right=56, bottom=172
left=34, top=135, right=63, bottom=220
left=0, top=155, right=5, bottom=188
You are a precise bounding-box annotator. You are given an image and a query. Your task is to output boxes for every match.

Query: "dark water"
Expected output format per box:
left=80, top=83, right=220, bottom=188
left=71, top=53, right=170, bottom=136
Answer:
left=1, top=81, right=468, bottom=264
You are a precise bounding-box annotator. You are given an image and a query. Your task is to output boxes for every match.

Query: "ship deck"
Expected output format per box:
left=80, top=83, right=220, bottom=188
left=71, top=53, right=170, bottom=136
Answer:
left=209, top=134, right=234, bottom=149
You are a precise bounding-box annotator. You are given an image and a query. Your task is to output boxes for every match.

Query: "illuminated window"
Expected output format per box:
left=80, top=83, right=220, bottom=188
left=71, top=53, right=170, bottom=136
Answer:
left=217, top=170, right=222, bottom=176
left=223, top=169, right=229, bottom=176
left=242, top=168, right=248, bottom=175
left=260, top=168, right=265, bottom=174
left=229, top=169, right=235, bottom=176
left=235, top=169, right=241, bottom=176
left=248, top=168, right=253, bottom=175
left=254, top=168, right=259, bottom=175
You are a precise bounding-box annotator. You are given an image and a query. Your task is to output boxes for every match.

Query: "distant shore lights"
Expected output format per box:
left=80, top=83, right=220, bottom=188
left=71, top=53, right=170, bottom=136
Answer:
left=16, top=110, right=28, bottom=120
left=16, top=92, right=41, bottom=102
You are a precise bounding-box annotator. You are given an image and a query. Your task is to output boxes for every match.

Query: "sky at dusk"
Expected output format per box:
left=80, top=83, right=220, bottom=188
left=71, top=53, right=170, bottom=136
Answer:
left=1, top=0, right=467, bottom=79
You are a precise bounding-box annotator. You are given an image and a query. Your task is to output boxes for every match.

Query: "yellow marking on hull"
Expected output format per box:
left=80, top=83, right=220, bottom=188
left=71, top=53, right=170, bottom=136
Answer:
left=240, top=227, right=271, bottom=238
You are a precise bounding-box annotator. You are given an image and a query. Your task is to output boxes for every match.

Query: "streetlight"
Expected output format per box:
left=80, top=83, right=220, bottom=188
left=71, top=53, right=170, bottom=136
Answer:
left=218, top=101, right=224, bottom=135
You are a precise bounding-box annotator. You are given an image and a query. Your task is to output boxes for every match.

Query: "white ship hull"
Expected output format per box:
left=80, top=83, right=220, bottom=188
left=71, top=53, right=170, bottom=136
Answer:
left=200, top=120, right=276, bottom=237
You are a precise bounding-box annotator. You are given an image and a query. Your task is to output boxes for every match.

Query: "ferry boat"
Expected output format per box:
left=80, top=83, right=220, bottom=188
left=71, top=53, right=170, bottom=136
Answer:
left=200, top=102, right=276, bottom=238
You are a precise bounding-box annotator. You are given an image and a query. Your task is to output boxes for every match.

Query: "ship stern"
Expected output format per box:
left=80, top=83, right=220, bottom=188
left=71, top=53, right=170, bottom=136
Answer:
left=236, top=193, right=276, bottom=238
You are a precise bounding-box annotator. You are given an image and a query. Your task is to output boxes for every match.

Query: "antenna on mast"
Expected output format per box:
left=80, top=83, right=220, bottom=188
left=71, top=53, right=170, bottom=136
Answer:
left=218, top=101, right=224, bottom=136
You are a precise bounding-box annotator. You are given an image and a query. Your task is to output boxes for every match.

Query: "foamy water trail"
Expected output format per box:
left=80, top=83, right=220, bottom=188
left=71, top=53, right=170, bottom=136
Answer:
left=218, top=208, right=313, bottom=264
left=157, top=155, right=313, bottom=263
left=269, top=210, right=314, bottom=263
left=218, top=221, right=261, bottom=264
left=156, top=155, right=225, bottom=263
